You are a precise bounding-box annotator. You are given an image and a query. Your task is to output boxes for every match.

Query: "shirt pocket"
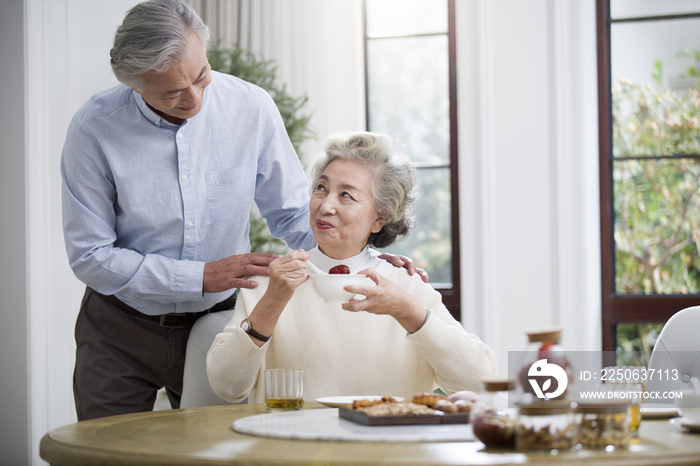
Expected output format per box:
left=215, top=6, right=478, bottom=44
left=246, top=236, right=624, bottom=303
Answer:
left=206, top=168, right=254, bottom=225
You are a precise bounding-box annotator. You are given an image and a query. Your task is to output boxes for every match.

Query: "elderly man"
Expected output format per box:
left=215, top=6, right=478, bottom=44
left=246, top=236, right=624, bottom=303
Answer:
left=62, top=0, right=423, bottom=421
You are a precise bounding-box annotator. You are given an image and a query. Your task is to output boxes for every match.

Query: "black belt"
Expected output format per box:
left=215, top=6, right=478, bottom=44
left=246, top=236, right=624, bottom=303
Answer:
left=91, top=288, right=236, bottom=328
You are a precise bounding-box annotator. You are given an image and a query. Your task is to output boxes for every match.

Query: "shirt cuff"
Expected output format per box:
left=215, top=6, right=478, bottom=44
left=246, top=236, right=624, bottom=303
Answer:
left=408, top=308, right=432, bottom=335
left=175, top=259, right=207, bottom=302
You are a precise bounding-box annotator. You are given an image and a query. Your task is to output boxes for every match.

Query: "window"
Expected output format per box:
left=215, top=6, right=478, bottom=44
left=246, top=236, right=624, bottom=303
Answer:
left=363, top=0, right=460, bottom=319
left=598, top=0, right=700, bottom=363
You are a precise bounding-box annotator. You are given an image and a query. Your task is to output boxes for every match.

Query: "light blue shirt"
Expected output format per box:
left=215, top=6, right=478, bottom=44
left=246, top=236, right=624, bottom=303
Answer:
left=61, top=71, right=315, bottom=315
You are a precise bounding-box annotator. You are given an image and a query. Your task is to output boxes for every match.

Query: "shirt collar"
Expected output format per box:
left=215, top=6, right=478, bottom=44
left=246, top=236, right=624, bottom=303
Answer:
left=132, top=82, right=211, bottom=128
left=307, top=245, right=388, bottom=275
left=132, top=90, right=185, bottom=128
left=133, top=91, right=164, bottom=127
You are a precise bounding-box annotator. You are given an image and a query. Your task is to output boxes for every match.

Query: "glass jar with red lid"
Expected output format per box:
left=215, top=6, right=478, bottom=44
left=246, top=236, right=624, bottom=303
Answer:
left=516, top=327, right=574, bottom=402
left=471, top=378, right=517, bottom=447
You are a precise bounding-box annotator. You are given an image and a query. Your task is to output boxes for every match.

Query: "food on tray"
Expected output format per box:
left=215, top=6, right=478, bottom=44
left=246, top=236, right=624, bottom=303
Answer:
left=432, top=399, right=473, bottom=413
left=433, top=399, right=459, bottom=413
left=412, top=392, right=448, bottom=406
left=347, top=396, right=399, bottom=409
left=344, top=396, right=436, bottom=416
left=329, top=264, right=351, bottom=274
left=338, top=395, right=471, bottom=425
left=452, top=400, right=474, bottom=413
left=411, top=392, right=472, bottom=414
left=342, top=393, right=473, bottom=420
left=360, top=403, right=436, bottom=417
left=448, top=390, right=479, bottom=403
left=346, top=396, right=435, bottom=416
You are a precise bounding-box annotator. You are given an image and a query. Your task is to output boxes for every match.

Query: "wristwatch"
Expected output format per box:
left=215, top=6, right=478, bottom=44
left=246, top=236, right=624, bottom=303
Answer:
left=240, top=318, right=271, bottom=342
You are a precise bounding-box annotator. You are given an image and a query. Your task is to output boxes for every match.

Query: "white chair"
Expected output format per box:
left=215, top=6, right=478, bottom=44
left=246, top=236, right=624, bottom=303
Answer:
left=646, top=305, right=700, bottom=395
left=180, top=310, right=238, bottom=408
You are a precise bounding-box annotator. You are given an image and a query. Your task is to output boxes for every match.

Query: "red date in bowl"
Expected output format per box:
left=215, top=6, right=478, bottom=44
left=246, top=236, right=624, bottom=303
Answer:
left=329, top=265, right=350, bottom=274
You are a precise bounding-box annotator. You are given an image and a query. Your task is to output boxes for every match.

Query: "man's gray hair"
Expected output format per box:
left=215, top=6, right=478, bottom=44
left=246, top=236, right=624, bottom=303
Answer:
left=110, top=0, right=210, bottom=91
left=310, top=131, right=418, bottom=248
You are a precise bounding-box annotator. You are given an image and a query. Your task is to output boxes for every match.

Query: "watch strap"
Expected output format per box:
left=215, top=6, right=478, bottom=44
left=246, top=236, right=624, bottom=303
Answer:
left=242, top=319, right=271, bottom=342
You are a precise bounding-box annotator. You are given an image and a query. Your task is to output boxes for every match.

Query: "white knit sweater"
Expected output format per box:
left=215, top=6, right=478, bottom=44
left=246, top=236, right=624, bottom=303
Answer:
left=207, top=260, right=496, bottom=403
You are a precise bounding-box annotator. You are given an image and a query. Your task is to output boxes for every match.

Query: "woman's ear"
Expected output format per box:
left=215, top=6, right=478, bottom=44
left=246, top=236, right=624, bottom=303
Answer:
left=370, top=214, right=385, bottom=234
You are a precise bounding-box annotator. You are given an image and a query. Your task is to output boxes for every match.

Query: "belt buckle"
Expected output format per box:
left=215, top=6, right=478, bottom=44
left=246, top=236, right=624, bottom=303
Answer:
left=159, top=313, right=187, bottom=328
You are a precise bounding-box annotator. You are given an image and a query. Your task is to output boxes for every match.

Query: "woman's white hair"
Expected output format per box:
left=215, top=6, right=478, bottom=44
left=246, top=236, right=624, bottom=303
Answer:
left=310, top=131, right=418, bottom=248
left=110, top=0, right=210, bottom=91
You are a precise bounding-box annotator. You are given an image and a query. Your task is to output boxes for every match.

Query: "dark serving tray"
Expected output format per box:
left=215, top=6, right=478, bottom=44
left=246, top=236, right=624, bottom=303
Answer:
left=338, top=406, right=470, bottom=426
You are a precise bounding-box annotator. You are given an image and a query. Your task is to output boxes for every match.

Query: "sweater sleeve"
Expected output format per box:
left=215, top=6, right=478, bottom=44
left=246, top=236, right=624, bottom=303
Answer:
left=206, top=287, right=267, bottom=402
left=401, top=272, right=496, bottom=394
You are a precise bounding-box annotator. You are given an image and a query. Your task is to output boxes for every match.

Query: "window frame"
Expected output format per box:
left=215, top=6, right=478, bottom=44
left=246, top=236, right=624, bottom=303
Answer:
left=597, top=0, right=700, bottom=355
left=362, top=0, right=461, bottom=321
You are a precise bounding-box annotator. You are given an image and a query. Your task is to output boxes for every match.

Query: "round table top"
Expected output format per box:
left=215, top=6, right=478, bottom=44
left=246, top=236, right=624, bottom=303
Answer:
left=40, top=402, right=700, bottom=466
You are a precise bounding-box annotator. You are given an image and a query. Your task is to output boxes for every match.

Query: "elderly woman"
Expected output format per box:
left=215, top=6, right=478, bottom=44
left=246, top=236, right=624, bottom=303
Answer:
left=207, top=132, right=495, bottom=403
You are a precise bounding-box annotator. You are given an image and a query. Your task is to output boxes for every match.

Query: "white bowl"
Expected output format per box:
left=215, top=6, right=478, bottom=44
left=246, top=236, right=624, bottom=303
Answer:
left=309, top=274, right=367, bottom=303
left=676, top=390, right=700, bottom=423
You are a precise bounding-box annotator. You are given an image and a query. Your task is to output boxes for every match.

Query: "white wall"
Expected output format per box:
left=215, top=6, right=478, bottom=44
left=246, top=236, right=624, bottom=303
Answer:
left=457, top=0, right=601, bottom=372
left=1, top=2, right=29, bottom=464
left=11, top=0, right=601, bottom=463
left=244, top=0, right=368, bottom=167
left=23, top=1, right=141, bottom=463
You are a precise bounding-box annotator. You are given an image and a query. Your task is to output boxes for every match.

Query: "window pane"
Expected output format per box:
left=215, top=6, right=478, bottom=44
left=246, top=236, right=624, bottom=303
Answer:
left=380, top=167, right=452, bottom=286
left=611, top=18, right=700, bottom=98
left=615, top=322, right=663, bottom=366
left=366, top=0, right=447, bottom=37
left=367, top=35, right=449, bottom=165
left=613, top=158, right=700, bottom=294
left=611, top=0, right=700, bottom=20
left=612, top=74, right=700, bottom=157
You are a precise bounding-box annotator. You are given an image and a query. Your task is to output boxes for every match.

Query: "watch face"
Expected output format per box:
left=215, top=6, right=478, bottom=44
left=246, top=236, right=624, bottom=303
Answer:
left=241, top=319, right=250, bottom=332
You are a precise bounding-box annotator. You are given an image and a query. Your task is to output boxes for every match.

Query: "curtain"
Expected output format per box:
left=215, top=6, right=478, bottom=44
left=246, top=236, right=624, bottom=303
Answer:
left=184, top=0, right=257, bottom=49
left=185, top=0, right=367, bottom=165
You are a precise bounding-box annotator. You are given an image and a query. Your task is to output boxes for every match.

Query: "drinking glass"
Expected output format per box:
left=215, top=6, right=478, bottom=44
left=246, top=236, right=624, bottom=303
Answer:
left=603, top=366, right=644, bottom=436
left=264, top=369, right=304, bottom=412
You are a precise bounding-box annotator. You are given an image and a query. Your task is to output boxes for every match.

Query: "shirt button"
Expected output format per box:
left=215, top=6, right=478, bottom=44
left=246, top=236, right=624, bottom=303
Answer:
left=187, top=220, right=194, bottom=227
left=178, top=133, right=184, bottom=139
left=181, top=175, right=188, bottom=181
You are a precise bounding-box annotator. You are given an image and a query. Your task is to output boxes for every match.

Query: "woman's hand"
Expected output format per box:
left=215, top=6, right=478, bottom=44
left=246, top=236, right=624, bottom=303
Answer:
left=341, top=268, right=427, bottom=333
left=264, top=250, right=311, bottom=306
left=246, top=250, right=310, bottom=347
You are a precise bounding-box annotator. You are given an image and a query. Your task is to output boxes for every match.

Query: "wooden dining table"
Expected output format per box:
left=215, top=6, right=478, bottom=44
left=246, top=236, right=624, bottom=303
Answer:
left=40, top=401, right=700, bottom=465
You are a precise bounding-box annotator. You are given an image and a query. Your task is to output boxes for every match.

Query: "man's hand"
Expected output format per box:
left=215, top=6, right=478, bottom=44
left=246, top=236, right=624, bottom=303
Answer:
left=203, top=252, right=279, bottom=293
left=377, top=253, right=429, bottom=283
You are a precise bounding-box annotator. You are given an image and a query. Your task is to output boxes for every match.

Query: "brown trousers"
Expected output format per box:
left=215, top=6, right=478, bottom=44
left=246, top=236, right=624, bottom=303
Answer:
left=73, top=288, right=194, bottom=421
